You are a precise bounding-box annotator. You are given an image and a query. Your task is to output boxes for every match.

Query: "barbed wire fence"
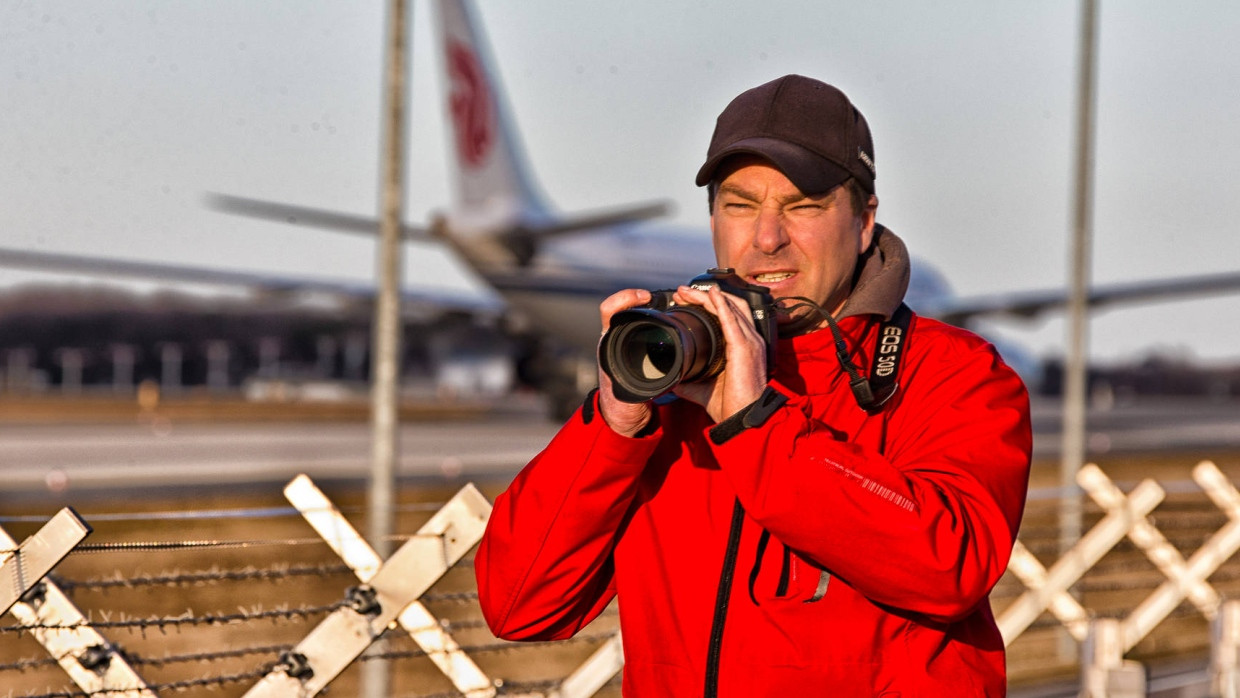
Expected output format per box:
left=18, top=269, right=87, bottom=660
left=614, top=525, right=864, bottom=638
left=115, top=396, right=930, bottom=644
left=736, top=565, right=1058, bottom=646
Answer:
left=6, top=464, right=1240, bottom=696
left=1, top=475, right=625, bottom=698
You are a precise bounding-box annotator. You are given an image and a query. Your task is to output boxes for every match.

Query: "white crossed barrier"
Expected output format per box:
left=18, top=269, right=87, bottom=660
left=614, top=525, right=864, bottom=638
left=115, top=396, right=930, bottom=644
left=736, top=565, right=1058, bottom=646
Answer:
left=999, top=461, right=1240, bottom=697
left=270, top=475, right=625, bottom=698
left=1, top=508, right=156, bottom=696
left=276, top=474, right=498, bottom=698
left=243, top=479, right=492, bottom=696
left=10, top=463, right=1240, bottom=696
left=2, top=477, right=627, bottom=697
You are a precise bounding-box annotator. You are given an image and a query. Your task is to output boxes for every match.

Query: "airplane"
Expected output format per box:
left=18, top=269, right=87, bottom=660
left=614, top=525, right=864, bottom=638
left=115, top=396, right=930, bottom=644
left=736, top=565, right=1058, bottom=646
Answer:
left=206, top=0, right=1240, bottom=415
left=4, top=0, right=1240, bottom=419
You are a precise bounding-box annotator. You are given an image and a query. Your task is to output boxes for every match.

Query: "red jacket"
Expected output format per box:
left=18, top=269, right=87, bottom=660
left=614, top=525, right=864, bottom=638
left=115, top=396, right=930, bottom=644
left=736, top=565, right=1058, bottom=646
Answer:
left=477, top=310, right=1032, bottom=696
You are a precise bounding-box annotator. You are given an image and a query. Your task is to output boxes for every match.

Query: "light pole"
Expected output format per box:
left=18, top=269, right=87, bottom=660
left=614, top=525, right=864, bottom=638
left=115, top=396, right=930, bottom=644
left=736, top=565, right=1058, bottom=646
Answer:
left=364, top=0, right=410, bottom=695
left=1061, top=0, right=1099, bottom=559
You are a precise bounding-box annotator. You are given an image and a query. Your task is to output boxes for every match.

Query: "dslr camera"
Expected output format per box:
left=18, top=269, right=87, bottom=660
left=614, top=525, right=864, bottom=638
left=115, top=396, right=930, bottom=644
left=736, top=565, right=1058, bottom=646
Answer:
left=599, top=268, right=778, bottom=403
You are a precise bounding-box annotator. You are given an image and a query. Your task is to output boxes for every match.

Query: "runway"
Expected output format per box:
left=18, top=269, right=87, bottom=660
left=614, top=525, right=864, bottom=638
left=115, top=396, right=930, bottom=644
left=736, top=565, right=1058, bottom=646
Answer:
left=1, top=394, right=1237, bottom=501
left=0, top=395, right=560, bottom=500
left=1030, top=395, right=1240, bottom=458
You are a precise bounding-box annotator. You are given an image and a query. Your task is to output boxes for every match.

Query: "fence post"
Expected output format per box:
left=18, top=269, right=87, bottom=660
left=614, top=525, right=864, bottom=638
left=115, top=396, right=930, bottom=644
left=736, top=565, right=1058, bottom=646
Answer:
left=1213, top=600, right=1240, bottom=698
left=1080, top=618, right=1146, bottom=698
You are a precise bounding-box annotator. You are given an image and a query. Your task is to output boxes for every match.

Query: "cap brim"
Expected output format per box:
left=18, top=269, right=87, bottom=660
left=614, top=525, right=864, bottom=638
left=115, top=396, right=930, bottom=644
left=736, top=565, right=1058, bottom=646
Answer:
left=695, top=137, right=852, bottom=196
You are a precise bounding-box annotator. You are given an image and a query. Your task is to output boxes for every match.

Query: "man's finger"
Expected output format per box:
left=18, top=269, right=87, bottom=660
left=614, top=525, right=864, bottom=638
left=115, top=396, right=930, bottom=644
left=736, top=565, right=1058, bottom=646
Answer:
left=600, top=288, right=653, bottom=328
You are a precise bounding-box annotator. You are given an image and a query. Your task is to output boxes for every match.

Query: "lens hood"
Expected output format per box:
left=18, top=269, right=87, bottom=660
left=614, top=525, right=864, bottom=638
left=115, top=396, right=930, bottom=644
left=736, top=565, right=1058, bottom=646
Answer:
left=600, top=305, right=723, bottom=403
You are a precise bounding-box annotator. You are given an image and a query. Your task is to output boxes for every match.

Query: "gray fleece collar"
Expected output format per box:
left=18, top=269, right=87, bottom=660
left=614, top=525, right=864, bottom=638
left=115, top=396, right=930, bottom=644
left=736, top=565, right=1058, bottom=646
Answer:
left=837, top=224, right=910, bottom=322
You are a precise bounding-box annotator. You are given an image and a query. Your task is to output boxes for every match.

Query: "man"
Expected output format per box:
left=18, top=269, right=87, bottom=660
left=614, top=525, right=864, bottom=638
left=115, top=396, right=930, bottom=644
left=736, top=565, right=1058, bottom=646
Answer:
left=476, top=75, right=1032, bottom=696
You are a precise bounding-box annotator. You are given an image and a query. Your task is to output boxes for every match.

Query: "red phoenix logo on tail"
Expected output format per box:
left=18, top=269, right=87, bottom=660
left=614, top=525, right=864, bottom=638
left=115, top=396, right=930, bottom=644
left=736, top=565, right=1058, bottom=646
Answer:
left=447, top=40, right=492, bottom=169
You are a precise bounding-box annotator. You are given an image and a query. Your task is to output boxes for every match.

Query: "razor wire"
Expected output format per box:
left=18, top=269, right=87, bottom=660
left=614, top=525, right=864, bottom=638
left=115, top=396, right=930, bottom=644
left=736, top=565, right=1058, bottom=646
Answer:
left=0, top=500, right=455, bottom=525
left=2, top=628, right=618, bottom=679
left=1, top=601, right=615, bottom=638
left=1, top=601, right=347, bottom=636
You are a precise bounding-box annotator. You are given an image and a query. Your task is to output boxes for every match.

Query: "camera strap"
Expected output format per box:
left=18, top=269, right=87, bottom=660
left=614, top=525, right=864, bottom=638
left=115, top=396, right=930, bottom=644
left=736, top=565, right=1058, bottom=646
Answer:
left=861, top=302, right=913, bottom=413
left=827, top=303, right=913, bottom=413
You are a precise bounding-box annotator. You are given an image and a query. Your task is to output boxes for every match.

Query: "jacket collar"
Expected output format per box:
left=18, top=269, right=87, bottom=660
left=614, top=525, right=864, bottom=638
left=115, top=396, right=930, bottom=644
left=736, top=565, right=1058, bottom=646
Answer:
left=838, top=224, right=910, bottom=322
left=770, top=226, right=910, bottom=395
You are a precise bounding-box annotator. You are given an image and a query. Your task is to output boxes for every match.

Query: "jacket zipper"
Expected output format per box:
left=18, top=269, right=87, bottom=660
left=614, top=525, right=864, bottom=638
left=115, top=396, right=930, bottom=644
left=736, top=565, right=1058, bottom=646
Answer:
left=704, top=498, right=746, bottom=698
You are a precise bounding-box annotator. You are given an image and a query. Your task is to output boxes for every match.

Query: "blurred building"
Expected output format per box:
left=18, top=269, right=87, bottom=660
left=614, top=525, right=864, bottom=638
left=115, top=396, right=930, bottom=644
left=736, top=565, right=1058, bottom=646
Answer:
left=0, top=285, right=515, bottom=400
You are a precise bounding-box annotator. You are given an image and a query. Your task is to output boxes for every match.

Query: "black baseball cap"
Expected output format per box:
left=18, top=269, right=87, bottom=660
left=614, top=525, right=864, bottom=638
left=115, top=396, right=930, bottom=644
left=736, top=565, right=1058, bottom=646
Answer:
left=695, top=75, right=876, bottom=196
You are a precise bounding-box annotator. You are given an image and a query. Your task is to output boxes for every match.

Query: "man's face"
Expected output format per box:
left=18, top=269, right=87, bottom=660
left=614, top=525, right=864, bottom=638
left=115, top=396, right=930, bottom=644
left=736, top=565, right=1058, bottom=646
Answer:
left=710, top=157, right=877, bottom=324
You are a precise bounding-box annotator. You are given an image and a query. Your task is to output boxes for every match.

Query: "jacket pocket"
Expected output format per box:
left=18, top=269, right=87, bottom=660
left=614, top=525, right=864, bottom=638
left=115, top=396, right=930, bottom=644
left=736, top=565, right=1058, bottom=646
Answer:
left=748, top=535, right=833, bottom=604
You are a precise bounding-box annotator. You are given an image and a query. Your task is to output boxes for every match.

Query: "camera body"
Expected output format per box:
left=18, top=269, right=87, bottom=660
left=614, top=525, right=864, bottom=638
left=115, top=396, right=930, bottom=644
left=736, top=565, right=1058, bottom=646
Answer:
left=599, top=268, right=778, bottom=403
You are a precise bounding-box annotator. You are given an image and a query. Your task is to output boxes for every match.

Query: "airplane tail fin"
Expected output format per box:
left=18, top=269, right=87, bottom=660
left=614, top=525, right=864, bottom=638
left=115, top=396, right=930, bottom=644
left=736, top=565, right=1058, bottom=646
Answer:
left=433, top=0, right=554, bottom=235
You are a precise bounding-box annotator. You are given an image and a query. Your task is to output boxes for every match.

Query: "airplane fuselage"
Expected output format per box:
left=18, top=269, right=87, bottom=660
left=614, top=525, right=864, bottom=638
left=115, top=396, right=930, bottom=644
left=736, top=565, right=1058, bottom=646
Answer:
left=469, top=222, right=715, bottom=351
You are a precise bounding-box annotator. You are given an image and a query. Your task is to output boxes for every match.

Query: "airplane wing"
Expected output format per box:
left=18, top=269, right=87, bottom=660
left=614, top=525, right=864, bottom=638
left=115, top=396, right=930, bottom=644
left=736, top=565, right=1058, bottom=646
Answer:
left=206, top=192, right=673, bottom=242
left=0, top=245, right=503, bottom=317
left=919, top=270, right=1240, bottom=326
left=204, top=193, right=437, bottom=242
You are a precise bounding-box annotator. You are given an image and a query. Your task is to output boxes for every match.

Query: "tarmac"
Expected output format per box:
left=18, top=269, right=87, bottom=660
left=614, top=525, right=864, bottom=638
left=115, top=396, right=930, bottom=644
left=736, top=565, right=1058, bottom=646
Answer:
left=2, top=391, right=1238, bottom=502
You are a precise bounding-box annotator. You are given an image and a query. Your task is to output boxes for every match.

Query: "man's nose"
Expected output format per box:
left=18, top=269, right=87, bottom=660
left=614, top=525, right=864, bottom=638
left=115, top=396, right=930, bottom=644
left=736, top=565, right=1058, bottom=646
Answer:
left=753, top=206, right=788, bottom=253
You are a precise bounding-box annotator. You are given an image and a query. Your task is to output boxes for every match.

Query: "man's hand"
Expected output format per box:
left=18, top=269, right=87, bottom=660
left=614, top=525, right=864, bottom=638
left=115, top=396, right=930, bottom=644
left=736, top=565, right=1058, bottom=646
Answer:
left=671, top=285, right=768, bottom=423
left=597, top=288, right=655, bottom=437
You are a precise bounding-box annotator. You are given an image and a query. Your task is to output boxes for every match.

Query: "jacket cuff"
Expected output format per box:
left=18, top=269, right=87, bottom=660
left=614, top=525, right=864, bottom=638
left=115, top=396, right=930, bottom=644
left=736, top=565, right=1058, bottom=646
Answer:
left=708, top=384, right=791, bottom=445
left=580, top=388, right=601, bottom=425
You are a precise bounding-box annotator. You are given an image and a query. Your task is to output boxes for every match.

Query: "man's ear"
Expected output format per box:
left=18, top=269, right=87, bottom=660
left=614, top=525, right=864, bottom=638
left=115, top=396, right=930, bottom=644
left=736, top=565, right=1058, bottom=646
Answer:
left=858, top=194, right=878, bottom=253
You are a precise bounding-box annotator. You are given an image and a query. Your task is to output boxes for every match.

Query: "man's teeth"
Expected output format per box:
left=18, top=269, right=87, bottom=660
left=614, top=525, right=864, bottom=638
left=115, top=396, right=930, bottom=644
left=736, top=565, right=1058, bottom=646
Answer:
left=754, top=272, right=794, bottom=283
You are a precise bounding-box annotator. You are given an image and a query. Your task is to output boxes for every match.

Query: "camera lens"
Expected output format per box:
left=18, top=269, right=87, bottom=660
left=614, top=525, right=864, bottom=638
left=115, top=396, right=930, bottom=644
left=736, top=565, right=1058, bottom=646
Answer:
left=622, top=325, right=678, bottom=380
left=604, top=317, right=685, bottom=401
left=600, top=306, right=724, bottom=402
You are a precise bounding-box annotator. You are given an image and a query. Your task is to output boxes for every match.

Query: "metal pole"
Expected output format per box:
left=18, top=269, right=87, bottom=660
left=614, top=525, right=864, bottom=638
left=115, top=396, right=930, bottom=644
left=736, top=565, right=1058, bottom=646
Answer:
left=1061, top=0, right=1098, bottom=559
left=365, top=0, right=409, bottom=695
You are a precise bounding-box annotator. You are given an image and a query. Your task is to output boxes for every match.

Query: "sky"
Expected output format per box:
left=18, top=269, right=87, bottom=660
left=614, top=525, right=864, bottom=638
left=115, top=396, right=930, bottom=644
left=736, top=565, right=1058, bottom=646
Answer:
left=2, top=1, right=1239, bottom=364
